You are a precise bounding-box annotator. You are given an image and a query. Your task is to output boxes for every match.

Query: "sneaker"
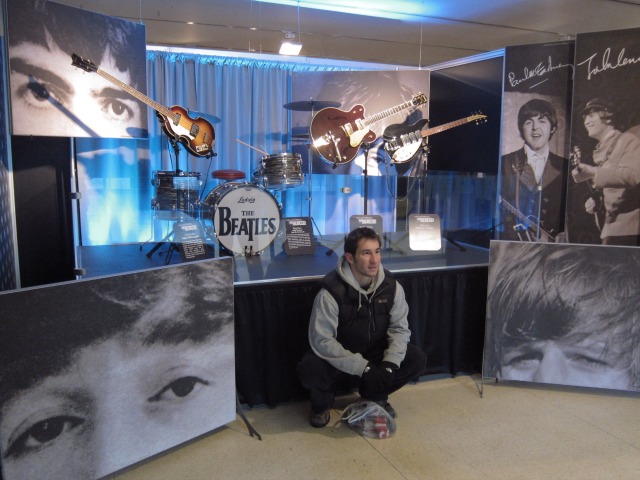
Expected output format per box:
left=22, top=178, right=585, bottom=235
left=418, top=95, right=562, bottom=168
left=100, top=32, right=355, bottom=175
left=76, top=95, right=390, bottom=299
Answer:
left=309, top=409, right=330, bottom=428
left=377, top=401, right=397, bottom=419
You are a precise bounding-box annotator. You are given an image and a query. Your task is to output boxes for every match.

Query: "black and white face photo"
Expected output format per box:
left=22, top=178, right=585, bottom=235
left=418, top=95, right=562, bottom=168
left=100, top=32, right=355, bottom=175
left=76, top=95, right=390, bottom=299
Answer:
left=0, top=259, right=235, bottom=480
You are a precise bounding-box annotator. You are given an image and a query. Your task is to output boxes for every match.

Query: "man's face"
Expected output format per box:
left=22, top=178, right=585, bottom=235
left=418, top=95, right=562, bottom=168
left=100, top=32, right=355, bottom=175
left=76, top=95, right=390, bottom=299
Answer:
left=583, top=111, right=609, bottom=140
left=500, top=337, right=629, bottom=390
left=346, top=237, right=381, bottom=287
left=0, top=326, right=235, bottom=480
left=521, top=114, right=553, bottom=153
left=9, top=37, right=145, bottom=138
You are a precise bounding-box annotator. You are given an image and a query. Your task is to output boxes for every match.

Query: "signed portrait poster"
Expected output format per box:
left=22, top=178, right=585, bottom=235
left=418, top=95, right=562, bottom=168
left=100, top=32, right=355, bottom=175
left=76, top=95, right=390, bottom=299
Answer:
left=498, top=42, right=574, bottom=242
left=566, top=27, right=640, bottom=245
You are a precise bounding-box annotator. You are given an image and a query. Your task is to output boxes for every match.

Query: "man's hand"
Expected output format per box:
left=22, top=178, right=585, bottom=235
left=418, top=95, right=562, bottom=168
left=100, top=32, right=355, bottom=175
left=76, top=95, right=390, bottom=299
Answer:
left=585, top=196, right=597, bottom=214
left=572, top=163, right=596, bottom=183
left=361, top=362, right=394, bottom=391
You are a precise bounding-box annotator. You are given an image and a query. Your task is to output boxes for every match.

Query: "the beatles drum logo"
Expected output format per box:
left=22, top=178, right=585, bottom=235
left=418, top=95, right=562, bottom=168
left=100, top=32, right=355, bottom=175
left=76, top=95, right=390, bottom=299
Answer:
left=211, top=184, right=281, bottom=254
left=216, top=207, right=278, bottom=240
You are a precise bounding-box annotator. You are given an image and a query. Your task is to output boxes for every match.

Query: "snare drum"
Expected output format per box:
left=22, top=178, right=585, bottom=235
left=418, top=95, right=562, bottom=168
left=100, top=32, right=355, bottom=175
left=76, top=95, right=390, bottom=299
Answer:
left=253, top=153, right=304, bottom=190
left=201, top=182, right=281, bottom=255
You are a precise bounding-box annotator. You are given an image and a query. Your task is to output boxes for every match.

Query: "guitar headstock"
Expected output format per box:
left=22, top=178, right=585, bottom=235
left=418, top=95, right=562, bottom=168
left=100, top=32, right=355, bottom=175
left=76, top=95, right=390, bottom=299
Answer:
left=71, top=53, right=97, bottom=73
left=412, top=92, right=428, bottom=107
left=469, top=112, right=488, bottom=124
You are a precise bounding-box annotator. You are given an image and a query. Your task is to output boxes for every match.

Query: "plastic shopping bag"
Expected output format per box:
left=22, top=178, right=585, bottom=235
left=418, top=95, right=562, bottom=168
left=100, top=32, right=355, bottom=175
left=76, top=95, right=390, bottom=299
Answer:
left=340, top=400, right=396, bottom=439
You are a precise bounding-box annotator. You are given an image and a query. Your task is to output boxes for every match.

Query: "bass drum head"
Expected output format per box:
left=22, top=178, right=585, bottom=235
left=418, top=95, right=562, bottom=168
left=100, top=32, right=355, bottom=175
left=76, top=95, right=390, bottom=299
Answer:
left=202, top=182, right=281, bottom=255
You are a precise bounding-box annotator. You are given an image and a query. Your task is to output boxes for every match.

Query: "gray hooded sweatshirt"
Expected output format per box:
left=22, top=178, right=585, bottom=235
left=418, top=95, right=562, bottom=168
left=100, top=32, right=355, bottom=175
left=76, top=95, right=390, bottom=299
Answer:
left=308, top=256, right=411, bottom=376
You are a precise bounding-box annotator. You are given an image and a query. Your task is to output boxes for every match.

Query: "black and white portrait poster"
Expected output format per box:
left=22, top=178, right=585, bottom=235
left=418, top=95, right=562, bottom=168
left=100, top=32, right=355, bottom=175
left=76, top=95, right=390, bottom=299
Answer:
left=483, top=241, right=640, bottom=393
left=291, top=70, right=430, bottom=177
left=498, top=42, right=574, bottom=242
left=0, top=259, right=235, bottom=480
left=6, top=0, right=148, bottom=138
left=566, top=28, right=640, bottom=245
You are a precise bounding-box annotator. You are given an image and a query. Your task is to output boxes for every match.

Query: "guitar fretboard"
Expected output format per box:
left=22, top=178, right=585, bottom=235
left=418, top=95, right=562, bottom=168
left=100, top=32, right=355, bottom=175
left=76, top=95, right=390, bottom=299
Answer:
left=363, top=99, right=418, bottom=127
left=423, top=116, right=478, bottom=136
left=95, top=68, right=178, bottom=123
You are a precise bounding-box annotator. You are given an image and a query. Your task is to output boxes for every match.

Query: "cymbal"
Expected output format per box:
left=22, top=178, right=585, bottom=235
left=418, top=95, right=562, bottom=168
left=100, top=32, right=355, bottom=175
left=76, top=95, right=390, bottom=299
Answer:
left=283, top=100, right=341, bottom=111
left=187, top=109, right=222, bottom=124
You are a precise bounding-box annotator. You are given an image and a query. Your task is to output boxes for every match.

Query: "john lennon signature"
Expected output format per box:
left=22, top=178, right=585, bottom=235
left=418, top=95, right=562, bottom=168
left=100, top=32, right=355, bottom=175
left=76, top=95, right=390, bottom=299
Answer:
left=508, top=56, right=574, bottom=88
left=577, top=47, right=640, bottom=80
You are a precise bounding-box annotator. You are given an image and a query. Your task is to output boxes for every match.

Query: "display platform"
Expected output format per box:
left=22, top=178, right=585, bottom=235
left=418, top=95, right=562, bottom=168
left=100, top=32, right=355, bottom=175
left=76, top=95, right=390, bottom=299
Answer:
left=78, top=233, right=489, bottom=283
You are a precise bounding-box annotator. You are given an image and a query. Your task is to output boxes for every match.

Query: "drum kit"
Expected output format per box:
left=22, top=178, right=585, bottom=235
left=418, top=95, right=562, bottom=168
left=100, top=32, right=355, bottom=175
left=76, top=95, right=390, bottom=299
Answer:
left=150, top=100, right=339, bottom=256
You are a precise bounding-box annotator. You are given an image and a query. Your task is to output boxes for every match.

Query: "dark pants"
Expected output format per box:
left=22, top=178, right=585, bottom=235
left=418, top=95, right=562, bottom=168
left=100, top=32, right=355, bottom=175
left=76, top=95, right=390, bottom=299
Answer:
left=297, top=343, right=426, bottom=412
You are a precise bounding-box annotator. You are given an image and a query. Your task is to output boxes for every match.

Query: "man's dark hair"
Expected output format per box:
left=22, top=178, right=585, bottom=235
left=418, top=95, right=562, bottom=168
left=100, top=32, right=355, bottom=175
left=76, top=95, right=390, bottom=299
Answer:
left=0, top=260, right=233, bottom=407
left=8, top=0, right=146, bottom=91
left=486, top=243, right=640, bottom=390
left=517, top=98, right=558, bottom=139
left=581, top=97, right=619, bottom=129
left=344, top=227, right=381, bottom=256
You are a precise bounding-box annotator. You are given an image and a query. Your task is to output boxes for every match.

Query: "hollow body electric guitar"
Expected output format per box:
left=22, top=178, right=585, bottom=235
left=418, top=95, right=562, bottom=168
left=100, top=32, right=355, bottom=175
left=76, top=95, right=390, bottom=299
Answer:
left=310, top=93, right=428, bottom=166
left=383, top=113, right=487, bottom=163
left=71, top=54, right=215, bottom=157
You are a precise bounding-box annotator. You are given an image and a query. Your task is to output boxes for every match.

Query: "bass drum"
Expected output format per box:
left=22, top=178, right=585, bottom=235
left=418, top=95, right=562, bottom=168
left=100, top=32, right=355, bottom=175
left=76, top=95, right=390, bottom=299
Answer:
left=201, top=182, right=281, bottom=255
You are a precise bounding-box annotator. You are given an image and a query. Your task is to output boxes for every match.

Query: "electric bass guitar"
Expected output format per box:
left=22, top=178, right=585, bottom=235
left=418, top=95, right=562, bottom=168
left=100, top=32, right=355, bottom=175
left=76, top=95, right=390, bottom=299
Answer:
left=310, top=92, right=428, bottom=166
left=71, top=53, right=215, bottom=157
left=383, top=113, right=487, bottom=163
left=499, top=195, right=556, bottom=242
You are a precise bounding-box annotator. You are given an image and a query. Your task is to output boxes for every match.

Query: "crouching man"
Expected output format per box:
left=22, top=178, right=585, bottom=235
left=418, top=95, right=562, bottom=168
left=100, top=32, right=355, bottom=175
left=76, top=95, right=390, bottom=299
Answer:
left=297, top=227, right=426, bottom=427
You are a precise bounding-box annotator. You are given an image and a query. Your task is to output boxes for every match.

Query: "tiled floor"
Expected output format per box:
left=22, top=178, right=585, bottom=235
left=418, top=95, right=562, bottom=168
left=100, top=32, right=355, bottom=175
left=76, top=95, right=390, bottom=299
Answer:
left=113, top=376, right=640, bottom=480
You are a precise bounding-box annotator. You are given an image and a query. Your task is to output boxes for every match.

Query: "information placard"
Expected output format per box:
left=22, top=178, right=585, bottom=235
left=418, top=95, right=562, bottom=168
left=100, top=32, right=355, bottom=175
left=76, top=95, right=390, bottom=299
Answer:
left=350, top=215, right=383, bottom=238
left=408, top=214, right=442, bottom=251
left=284, top=217, right=316, bottom=255
left=174, top=221, right=212, bottom=262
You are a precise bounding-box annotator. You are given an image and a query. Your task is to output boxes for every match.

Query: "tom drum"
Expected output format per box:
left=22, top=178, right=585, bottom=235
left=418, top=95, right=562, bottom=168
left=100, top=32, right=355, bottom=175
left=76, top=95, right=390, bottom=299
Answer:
left=253, top=153, right=303, bottom=190
left=151, top=170, right=202, bottom=219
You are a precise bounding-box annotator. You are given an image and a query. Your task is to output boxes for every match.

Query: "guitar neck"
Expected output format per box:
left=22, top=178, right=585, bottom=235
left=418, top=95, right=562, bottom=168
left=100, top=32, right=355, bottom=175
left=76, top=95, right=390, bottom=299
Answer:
left=422, top=116, right=475, bottom=138
left=362, top=99, right=416, bottom=127
left=94, top=68, right=176, bottom=122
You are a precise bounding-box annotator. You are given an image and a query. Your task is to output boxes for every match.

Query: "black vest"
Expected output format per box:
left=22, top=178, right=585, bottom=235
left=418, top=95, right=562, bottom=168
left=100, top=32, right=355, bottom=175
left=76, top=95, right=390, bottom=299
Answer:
left=322, top=269, right=396, bottom=356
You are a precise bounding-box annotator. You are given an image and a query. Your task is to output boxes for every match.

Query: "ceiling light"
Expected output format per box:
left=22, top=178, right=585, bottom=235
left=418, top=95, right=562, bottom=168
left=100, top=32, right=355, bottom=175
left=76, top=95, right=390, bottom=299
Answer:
left=255, top=0, right=435, bottom=21
left=279, top=41, right=302, bottom=55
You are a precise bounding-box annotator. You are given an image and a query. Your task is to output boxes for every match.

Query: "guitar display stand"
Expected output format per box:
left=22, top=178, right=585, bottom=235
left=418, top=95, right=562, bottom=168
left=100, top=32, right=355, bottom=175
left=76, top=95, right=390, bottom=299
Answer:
left=146, top=137, right=190, bottom=262
left=362, top=142, right=372, bottom=215
left=382, top=142, right=430, bottom=253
